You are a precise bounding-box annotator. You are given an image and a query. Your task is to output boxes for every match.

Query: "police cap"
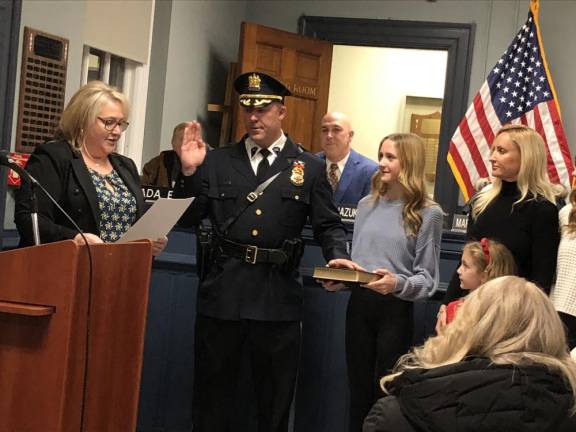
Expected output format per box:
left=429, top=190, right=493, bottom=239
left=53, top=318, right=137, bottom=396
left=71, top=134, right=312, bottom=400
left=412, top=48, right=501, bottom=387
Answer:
left=234, top=72, right=292, bottom=108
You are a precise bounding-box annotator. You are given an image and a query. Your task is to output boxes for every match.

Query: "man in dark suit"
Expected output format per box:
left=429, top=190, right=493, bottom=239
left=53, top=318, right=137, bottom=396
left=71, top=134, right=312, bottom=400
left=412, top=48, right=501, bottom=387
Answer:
left=317, top=112, right=378, bottom=207
left=173, top=72, right=349, bottom=432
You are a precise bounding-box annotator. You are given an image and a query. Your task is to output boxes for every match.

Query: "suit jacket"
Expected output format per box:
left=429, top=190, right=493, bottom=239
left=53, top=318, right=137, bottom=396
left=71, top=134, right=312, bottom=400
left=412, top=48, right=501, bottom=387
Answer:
left=174, top=136, right=349, bottom=321
left=15, top=139, right=146, bottom=246
left=317, top=149, right=378, bottom=207
left=140, top=149, right=181, bottom=188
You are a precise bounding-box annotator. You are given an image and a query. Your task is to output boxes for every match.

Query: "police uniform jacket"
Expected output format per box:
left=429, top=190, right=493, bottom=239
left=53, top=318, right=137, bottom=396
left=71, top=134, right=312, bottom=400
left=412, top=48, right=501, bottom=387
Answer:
left=14, top=139, right=146, bottom=246
left=174, top=136, right=349, bottom=321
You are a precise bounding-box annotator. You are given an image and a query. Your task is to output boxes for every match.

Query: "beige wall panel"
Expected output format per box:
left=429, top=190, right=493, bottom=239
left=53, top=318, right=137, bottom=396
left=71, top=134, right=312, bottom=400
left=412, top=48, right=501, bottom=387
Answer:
left=84, top=0, right=154, bottom=63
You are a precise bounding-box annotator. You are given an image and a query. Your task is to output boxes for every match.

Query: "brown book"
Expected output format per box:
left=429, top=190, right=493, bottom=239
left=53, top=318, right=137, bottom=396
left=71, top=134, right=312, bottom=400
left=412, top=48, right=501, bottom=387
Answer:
left=313, top=267, right=380, bottom=283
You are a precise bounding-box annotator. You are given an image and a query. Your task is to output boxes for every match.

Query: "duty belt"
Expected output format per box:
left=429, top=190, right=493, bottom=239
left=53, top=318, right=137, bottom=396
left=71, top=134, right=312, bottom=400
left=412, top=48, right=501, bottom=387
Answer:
left=219, top=238, right=288, bottom=265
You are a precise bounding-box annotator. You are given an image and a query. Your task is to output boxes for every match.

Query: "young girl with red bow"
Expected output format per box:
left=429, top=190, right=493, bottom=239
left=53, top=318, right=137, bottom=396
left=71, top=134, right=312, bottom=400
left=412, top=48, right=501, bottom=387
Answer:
left=436, top=238, right=517, bottom=331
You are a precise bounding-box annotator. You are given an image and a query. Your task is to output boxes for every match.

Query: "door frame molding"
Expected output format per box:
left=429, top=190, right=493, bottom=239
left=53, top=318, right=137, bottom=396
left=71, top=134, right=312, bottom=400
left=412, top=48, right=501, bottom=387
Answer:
left=0, top=0, right=22, bottom=248
left=299, top=15, right=475, bottom=218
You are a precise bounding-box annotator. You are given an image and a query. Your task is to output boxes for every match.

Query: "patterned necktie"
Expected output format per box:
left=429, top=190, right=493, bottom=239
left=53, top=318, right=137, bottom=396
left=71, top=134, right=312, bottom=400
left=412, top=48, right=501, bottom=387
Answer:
left=328, top=163, right=339, bottom=191
left=256, top=148, right=270, bottom=183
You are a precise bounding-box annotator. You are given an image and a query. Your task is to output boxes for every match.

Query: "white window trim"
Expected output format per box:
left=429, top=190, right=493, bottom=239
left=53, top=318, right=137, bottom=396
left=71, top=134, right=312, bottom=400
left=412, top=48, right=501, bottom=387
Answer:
left=80, top=48, right=151, bottom=169
left=101, top=53, right=111, bottom=83
left=80, top=46, right=90, bottom=85
left=122, top=60, right=150, bottom=168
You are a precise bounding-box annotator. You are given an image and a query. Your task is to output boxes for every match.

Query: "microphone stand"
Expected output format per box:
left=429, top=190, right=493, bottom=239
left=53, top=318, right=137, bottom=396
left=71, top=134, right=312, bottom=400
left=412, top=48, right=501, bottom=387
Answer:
left=29, top=180, right=41, bottom=246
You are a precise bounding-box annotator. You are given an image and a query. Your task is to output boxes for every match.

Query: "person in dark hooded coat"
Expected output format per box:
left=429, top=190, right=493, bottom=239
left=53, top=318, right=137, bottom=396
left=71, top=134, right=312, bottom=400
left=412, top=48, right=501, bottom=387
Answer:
left=364, top=276, right=576, bottom=432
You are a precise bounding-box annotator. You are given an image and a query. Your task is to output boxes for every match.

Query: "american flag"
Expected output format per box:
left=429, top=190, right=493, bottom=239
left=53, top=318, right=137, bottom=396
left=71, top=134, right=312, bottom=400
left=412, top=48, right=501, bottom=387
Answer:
left=447, top=0, right=573, bottom=201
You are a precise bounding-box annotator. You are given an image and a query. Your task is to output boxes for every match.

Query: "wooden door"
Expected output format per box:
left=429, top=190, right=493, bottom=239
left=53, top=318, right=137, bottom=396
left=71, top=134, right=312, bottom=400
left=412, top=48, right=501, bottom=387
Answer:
left=234, top=22, right=333, bottom=153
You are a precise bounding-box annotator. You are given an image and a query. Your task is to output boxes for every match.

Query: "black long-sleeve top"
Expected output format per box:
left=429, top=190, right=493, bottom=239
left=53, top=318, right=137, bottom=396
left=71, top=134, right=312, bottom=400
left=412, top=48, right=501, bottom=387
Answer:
left=444, top=181, right=559, bottom=302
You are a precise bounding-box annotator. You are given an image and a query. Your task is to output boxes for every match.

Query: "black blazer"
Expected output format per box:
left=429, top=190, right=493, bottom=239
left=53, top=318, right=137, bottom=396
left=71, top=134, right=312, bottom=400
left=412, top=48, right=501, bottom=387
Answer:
left=14, top=139, right=146, bottom=246
left=174, top=136, right=349, bottom=321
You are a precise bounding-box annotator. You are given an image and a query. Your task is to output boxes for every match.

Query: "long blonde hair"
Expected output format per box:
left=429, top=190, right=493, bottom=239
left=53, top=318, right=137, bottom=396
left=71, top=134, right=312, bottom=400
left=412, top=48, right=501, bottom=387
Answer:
left=472, top=124, right=557, bottom=219
left=370, top=133, right=436, bottom=236
left=381, top=276, right=576, bottom=411
left=56, top=81, right=130, bottom=149
left=463, top=238, right=517, bottom=281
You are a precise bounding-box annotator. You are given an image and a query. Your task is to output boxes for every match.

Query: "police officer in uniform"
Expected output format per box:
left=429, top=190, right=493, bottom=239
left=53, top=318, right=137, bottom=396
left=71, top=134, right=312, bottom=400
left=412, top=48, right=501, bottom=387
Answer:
left=174, top=72, right=350, bottom=432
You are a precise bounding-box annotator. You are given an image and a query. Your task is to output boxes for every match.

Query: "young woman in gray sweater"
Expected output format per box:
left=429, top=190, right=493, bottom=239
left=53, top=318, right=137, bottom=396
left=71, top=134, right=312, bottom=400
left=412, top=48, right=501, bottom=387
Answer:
left=324, top=133, right=443, bottom=431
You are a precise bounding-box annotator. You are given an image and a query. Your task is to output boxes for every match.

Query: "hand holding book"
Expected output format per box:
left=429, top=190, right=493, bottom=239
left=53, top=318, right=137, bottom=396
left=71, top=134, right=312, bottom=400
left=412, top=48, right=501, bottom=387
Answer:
left=363, top=268, right=397, bottom=295
left=317, top=258, right=372, bottom=292
left=316, top=259, right=397, bottom=296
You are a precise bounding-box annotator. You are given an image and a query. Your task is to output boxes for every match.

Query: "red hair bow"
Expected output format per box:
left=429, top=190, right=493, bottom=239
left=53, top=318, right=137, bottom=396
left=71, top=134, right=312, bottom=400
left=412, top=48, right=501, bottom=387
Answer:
left=480, top=238, right=491, bottom=265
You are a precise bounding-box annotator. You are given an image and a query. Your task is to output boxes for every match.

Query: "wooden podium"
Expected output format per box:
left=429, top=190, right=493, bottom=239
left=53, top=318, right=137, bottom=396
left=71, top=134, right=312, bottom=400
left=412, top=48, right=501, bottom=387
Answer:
left=0, top=240, right=153, bottom=431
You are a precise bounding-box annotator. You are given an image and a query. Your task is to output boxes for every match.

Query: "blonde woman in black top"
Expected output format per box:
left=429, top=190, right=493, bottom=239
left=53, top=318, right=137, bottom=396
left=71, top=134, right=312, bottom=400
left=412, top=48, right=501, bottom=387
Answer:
left=445, top=124, right=559, bottom=302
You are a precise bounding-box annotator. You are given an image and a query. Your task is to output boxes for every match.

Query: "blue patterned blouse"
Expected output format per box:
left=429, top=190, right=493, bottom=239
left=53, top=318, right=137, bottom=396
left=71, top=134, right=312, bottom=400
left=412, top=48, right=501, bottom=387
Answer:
left=89, top=169, right=138, bottom=242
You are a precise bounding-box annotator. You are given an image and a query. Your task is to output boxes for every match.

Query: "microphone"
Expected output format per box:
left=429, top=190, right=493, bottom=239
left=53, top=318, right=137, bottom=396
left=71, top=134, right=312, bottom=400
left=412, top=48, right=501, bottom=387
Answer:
left=1, top=150, right=41, bottom=245
left=0, top=150, right=33, bottom=183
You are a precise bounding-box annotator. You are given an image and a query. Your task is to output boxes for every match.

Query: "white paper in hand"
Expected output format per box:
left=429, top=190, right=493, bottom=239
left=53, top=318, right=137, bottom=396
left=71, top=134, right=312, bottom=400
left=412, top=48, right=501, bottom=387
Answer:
left=116, top=197, right=194, bottom=243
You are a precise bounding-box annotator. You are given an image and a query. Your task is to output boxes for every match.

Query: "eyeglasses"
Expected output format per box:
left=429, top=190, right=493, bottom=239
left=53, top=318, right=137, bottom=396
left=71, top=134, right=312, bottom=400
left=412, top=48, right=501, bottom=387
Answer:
left=98, top=117, right=130, bottom=132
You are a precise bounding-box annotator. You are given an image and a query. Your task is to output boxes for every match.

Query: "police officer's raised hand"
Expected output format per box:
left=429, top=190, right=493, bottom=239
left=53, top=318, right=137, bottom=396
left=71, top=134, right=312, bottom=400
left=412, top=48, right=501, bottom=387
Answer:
left=178, top=121, right=207, bottom=176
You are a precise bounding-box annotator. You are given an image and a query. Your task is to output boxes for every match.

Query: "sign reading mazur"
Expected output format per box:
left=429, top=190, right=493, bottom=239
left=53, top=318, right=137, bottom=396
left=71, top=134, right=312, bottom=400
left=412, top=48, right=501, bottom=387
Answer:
left=338, top=206, right=357, bottom=224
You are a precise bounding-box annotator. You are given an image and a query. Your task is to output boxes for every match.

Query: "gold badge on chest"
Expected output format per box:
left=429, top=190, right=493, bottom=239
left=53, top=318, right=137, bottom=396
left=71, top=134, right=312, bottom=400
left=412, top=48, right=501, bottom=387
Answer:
left=290, top=160, right=305, bottom=186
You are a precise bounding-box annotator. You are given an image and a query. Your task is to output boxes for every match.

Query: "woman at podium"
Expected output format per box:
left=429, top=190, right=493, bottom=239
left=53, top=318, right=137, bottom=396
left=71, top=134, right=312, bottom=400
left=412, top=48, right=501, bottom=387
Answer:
left=14, top=81, right=166, bottom=255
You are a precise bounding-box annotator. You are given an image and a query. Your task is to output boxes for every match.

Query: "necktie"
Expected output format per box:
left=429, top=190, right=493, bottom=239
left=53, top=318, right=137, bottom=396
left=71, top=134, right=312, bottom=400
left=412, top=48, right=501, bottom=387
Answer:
left=328, top=163, right=339, bottom=191
left=256, top=148, right=270, bottom=183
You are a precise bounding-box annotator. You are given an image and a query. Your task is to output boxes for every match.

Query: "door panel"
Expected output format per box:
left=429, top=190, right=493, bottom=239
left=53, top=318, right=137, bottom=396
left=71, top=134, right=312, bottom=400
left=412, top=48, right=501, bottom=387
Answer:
left=284, top=97, right=316, bottom=148
left=235, top=22, right=333, bottom=153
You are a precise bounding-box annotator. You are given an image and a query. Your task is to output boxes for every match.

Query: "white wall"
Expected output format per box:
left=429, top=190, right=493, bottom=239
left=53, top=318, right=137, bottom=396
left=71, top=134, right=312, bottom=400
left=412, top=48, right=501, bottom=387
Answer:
left=245, top=0, right=576, bottom=157
left=141, top=0, right=173, bottom=166
left=328, top=45, right=447, bottom=160
left=8, top=0, right=576, bottom=229
left=538, top=0, right=576, bottom=156
left=5, top=0, right=89, bottom=230
left=5, top=0, right=155, bottom=230
left=84, top=0, right=154, bottom=64
left=151, top=0, right=248, bottom=158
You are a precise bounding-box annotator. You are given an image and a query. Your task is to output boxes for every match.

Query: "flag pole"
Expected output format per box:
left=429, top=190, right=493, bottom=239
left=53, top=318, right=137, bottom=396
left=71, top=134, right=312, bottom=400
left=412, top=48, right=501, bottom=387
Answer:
left=531, top=0, right=562, bottom=119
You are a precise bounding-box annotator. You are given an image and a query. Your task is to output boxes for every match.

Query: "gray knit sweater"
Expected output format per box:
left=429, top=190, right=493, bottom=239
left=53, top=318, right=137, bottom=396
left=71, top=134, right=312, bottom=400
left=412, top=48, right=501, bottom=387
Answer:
left=350, top=196, right=443, bottom=301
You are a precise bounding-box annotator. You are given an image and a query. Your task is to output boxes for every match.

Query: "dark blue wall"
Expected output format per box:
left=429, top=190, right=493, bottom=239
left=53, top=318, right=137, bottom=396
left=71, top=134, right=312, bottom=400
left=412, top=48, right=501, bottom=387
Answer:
left=0, top=226, right=463, bottom=432
left=134, top=227, right=464, bottom=432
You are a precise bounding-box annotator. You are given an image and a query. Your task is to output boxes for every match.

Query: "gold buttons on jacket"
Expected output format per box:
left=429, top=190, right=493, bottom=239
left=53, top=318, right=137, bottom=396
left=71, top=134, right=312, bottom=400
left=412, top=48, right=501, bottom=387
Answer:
left=255, top=209, right=262, bottom=216
left=251, top=229, right=259, bottom=236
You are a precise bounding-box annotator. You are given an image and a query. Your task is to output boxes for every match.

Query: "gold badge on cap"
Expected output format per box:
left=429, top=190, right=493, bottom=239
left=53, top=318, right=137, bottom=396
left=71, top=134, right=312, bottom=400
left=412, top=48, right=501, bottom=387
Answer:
left=248, top=73, right=261, bottom=91
left=290, top=160, right=305, bottom=186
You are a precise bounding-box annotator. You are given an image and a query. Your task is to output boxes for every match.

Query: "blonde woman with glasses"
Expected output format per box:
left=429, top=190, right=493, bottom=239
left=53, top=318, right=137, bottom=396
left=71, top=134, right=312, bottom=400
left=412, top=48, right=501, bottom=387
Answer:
left=15, top=81, right=166, bottom=254
left=364, top=276, right=576, bottom=432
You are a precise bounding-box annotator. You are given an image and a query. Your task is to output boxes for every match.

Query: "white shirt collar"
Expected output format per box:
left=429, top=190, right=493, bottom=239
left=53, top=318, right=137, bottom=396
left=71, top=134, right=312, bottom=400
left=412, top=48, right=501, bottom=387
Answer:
left=326, top=151, right=350, bottom=177
left=245, top=133, right=287, bottom=160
